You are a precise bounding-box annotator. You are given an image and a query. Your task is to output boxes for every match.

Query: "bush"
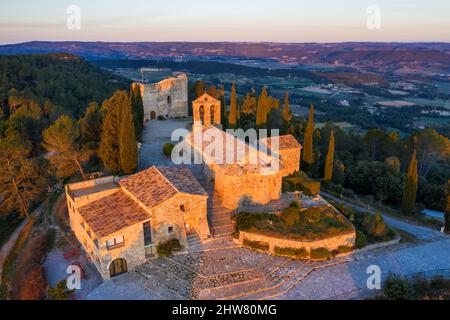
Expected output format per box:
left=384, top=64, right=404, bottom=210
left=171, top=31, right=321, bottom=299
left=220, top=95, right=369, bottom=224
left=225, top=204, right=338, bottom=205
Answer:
left=243, top=239, right=269, bottom=251
left=310, top=247, right=333, bottom=260
left=274, top=246, right=308, bottom=259
left=157, top=115, right=166, bottom=120
left=363, top=212, right=388, bottom=238
left=383, top=273, right=414, bottom=300
left=234, top=212, right=279, bottom=231
left=47, top=279, right=75, bottom=300
left=163, top=143, right=175, bottom=157
left=157, top=239, right=183, bottom=257
left=355, top=230, right=368, bottom=249
left=336, top=245, right=353, bottom=254
left=303, top=207, right=322, bottom=224
left=281, top=207, right=300, bottom=227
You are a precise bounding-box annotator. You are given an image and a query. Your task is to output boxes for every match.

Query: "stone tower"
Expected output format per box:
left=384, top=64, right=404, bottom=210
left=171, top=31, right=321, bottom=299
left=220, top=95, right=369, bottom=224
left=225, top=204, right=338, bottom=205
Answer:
left=192, top=93, right=221, bottom=127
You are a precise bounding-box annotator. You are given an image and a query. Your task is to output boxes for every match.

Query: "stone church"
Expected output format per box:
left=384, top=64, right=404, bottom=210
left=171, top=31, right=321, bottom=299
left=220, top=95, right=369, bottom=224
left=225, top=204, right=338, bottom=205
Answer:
left=133, top=73, right=188, bottom=120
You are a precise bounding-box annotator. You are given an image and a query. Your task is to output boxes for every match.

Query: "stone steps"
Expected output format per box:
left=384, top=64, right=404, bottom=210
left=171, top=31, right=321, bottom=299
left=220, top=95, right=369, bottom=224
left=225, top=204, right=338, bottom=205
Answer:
left=211, top=225, right=234, bottom=238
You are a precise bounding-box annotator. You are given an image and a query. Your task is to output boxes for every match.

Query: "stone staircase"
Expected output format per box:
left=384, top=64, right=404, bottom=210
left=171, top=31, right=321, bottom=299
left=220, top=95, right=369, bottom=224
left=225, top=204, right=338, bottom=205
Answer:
left=207, top=193, right=234, bottom=238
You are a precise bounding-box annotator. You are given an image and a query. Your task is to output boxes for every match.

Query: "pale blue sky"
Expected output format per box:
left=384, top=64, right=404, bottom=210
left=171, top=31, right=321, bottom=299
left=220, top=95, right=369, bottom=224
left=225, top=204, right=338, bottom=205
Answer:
left=1, top=0, right=449, bottom=44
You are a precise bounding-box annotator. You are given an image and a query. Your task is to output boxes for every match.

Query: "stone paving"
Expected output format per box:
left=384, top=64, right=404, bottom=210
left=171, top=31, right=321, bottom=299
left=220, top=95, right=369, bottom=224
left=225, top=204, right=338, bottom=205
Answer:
left=139, top=118, right=192, bottom=169
left=86, top=233, right=450, bottom=300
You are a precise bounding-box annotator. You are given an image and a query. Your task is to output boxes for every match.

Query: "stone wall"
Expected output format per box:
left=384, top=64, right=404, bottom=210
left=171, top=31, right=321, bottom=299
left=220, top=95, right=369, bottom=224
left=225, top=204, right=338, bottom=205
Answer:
left=136, top=73, right=188, bottom=120
left=279, top=148, right=301, bottom=177
left=213, top=167, right=282, bottom=210
left=177, top=193, right=210, bottom=240
left=238, top=230, right=356, bottom=256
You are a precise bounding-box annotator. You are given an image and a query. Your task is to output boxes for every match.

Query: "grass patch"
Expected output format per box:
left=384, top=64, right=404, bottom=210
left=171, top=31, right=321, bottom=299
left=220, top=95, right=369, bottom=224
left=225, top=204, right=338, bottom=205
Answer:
left=310, top=247, right=334, bottom=260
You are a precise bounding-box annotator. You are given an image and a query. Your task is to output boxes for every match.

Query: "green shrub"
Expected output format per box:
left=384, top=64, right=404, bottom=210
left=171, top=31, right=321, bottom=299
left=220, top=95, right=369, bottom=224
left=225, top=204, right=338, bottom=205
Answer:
left=47, top=279, right=75, bottom=300
left=163, top=143, right=175, bottom=157
left=281, top=207, right=300, bottom=227
left=157, top=115, right=166, bottom=120
left=157, top=239, right=183, bottom=257
left=298, top=172, right=321, bottom=195
left=336, top=246, right=353, bottom=254
left=355, top=231, right=368, bottom=249
left=310, top=247, right=333, bottom=260
left=303, top=207, right=322, bottom=224
left=274, top=246, right=308, bottom=259
left=363, top=212, right=388, bottom=238
left=243, top=239, right=269, bottom=251
left=383, top=273, right=414, bottom=300
left=234, top=212, right=279, bottom=231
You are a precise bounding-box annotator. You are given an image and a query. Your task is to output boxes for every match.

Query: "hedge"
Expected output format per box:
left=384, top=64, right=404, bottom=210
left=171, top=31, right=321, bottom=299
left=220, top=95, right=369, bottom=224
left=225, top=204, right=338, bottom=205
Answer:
left=243, top=239, right=269, bottom=251
left=310, top=247, right=334, bottom=260
left=274, top=246, right=309, bottom=259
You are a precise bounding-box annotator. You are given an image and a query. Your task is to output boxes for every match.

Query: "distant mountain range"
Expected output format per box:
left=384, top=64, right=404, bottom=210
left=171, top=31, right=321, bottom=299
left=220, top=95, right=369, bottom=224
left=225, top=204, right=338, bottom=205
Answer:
left=1, top=41, right=449, bottom=68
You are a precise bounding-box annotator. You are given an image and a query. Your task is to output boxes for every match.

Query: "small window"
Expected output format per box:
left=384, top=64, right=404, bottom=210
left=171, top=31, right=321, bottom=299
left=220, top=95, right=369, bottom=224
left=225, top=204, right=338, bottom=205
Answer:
left=180, top=205, right=185, bottom=212
left=168, top=226, right=174, bottom=234
left=106, top=236, right=125, bottom=250
left=81, top=221, right=85, bottom=229
left=143, top=222, right=152, bottom=246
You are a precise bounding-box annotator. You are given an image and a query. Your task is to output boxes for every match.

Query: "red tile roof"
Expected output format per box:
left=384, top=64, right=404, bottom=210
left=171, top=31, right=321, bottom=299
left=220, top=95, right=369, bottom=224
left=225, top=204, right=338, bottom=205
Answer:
left=77, top=190, right=150, bottom=237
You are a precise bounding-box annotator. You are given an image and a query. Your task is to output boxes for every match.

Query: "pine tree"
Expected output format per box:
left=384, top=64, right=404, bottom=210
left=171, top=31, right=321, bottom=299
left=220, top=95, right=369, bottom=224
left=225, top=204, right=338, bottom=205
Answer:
left=401, top=150, right=418, bottom=215
left=303, top=103, right=315, bottom=165
left=43, top=115, right=92, bottom=180
left=99, top=90, right=127, bottom=172
left=256, top=87, right=268, bottom=129
left=80, top=102, right=102, bottom=150
left=119, top=94, right=138, bottom=174
left=228, top=81, right=237, bottom=129
left=324, top=129, right=335, bottom=182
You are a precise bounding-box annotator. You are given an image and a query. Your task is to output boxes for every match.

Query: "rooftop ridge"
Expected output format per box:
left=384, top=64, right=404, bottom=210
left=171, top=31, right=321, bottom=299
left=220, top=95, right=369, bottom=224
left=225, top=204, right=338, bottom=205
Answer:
left=153, top=166, right=181, bottom=194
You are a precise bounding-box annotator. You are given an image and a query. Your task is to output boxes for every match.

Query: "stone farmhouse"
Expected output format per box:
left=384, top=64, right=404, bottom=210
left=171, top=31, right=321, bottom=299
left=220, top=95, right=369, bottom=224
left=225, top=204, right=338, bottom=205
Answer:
left=133, top=73, right=188, bottom=121
left=65, top=166, right=210, bottom=279
left=65, top=92, right=302, bottom=280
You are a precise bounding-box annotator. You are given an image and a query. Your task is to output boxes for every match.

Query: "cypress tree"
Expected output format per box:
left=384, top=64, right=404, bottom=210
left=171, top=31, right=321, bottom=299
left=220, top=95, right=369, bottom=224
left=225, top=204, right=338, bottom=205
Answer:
left=256, top=87, right=268, bottom=129
left=130, top=84, right=144, bottom=142
left=220, top=85, right=227, bottom=129
left=282, top=92, right=292, bottom=123
left=282, top=92, right=292, bottom=134
left=119, top=94, right=138, bottom=174
left=303, top=103, right=315, bottom=165
left=99, top=91, right=126, bottom=172
left=228, top=81, right=237, bottom=129
left=444, top=181, right=450, bottom=234
left=324, top=129, right=335, bottom=182
left=80, top=102, right=102, bottom=150
left=401, top=150, right=418, bottom=215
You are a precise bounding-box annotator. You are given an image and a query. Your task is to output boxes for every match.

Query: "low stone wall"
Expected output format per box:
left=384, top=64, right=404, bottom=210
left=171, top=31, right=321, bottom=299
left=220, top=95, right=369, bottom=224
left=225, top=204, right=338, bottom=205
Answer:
left=237, top=230, right=356, bottom=257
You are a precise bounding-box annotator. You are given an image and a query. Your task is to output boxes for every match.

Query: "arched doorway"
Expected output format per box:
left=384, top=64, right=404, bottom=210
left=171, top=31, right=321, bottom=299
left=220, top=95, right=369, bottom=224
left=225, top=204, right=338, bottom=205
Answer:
left=150, top=111, right=156, bottom=120
left=109, top=258, right=127, bottom=277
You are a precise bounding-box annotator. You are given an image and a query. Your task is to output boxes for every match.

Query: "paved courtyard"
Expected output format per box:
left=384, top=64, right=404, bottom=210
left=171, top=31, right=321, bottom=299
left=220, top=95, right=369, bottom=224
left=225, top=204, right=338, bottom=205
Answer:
left=86, top=234, right=450, bottom=300
left=139, top=118, right=192, bottom=169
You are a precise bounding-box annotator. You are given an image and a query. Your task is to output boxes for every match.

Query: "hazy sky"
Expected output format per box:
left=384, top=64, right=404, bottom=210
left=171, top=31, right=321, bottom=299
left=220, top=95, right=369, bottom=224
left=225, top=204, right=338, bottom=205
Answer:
left=1, top=0, right=449, bottom=44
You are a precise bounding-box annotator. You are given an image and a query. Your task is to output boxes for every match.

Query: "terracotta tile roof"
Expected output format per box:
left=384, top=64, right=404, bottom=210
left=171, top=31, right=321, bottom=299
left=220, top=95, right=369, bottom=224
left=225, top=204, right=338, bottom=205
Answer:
left=119, top=167, right=178, bottom=209
left=157, top=166, right=208, bottom=196
left=259, top=135, right=302, bottom=150
left=185, top=126, right=273, bottom=167
left=77, top=190, right=150, bottom=237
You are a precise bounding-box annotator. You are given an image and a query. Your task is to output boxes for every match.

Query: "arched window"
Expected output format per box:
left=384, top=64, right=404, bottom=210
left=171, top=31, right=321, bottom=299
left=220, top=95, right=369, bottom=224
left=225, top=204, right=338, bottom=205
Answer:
left=199, top=105, right=205, bottom=124
left=210, top=106, right=215, bottom=124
